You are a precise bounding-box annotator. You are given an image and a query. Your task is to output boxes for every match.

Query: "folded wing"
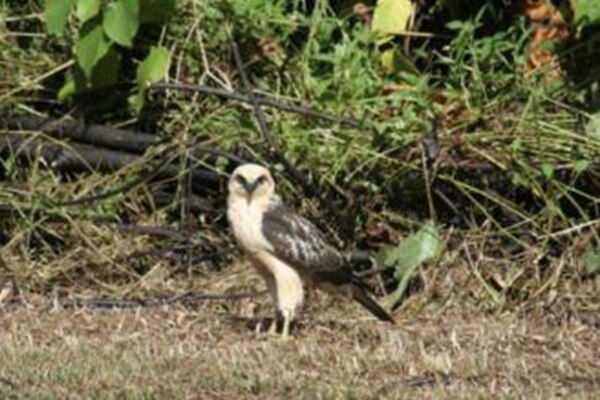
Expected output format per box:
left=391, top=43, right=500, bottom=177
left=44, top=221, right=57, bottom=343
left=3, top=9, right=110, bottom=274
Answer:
left=261, top=204, right=394, bottom=323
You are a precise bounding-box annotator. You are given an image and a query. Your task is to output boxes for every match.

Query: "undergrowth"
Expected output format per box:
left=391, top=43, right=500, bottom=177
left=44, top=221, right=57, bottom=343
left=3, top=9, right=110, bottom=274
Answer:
left=0, top=1, right=598, bottom=317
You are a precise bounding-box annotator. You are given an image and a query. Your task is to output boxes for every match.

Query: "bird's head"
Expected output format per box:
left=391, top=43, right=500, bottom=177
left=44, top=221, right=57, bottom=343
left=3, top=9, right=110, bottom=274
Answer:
left=228, top=163, right=275, bottom=204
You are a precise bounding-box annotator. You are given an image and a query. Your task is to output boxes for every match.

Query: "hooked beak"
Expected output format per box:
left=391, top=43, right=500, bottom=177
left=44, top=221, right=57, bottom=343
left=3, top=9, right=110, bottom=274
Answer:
left=242, top=180, right=260, bottom=202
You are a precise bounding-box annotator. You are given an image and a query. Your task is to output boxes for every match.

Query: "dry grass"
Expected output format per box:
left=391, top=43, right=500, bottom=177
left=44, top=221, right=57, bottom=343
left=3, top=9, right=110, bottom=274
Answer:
left=1, top=267, right=598, bottom=399
left=1, top=2, right=599, bottom=398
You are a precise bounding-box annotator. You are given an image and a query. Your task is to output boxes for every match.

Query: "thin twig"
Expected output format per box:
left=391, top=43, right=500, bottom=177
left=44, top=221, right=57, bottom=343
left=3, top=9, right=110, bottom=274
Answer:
left=543, top=219, right=600, bottom=239
left=421, top=145, right=437, bottom=222
left=229, top=38, right=320, bottom=197
left=49, top=291, right=267, bottom=310
left=150, top=82, right=361, bottom=128
left=356, top=265, right=389, bottom=278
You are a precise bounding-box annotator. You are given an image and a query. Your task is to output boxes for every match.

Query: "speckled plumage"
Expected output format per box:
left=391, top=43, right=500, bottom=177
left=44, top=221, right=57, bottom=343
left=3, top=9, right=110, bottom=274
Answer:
left=227, top=164, right=393, bottom=336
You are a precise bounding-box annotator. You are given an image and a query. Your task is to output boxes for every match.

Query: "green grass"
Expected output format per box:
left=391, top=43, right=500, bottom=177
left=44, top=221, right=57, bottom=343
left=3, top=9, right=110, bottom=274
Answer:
left=1, top=0, right=597, bottom=298
left=0, top=2, right=599, bottom=397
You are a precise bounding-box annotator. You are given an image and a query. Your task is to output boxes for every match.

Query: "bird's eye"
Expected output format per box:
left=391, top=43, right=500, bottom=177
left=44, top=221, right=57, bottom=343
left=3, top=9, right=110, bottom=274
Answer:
left=235, top=175, right=246, bottom=185
left=256, top=175, right=267, bottom=184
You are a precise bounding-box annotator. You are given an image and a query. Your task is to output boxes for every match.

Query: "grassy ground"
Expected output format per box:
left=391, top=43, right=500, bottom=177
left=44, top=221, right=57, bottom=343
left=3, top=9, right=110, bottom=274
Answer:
left=1, top=2, right=599, bottom=398
left=1, top=266, right=598, bottom=399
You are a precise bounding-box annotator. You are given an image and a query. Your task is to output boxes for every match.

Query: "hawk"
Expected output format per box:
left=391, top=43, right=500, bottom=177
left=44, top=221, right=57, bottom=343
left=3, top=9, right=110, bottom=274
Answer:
left=227, top=163, right=394, bottom=338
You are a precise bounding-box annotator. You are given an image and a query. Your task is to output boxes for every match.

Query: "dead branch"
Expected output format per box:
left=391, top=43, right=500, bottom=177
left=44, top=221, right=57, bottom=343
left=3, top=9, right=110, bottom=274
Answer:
left=1, top=113, right=249, bottom=165
left=2, top=114, right=160, bottom=153
left=0, top=135, right=221, bottom=196
left=230, top=39, right=320, bottom=198
left=150, top=82, right=362, bottom=128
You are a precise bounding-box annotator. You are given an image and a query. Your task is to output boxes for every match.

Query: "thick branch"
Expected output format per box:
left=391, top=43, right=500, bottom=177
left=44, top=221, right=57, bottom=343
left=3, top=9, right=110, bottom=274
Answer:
left=0, top=135, right=221, bottom=189
left=2, top=114, right=160, bottom=153
left=1, top=113, right=248, bottom=165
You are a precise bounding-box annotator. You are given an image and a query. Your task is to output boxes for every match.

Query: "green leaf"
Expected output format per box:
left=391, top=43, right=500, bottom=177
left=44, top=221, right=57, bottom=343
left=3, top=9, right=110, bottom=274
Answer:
left=136, top=46, right=170, bottom=86
left=60, top=48, right=120, bottom=101
left=103, top=0, right=140, bottom=47
left=45, top=0, right=76, bottom=36
left=76, top=0, right=101, bottom=23
left=585, top=112, right=600, bottom=139
left=140, top=0, right=176, bottom=23
left=380, top=48, right=419, bottom=76
left=58, top=64, right=87, bottom=101
left=541, top=163, right=554, bottom=179
left=132, top=46, right=170, bottom=111
left=574, top=159, right=590, bottom=175
left=75, top=20, right=111, bottom=78
left=583, top=247, right=600, bottom=276
left=384, top=222, right=443, bottom=278
left=380, top=221, right=443, bottom=309
left=575, top=0, right=600, bottom=26
left=372, top=0, right=413, bottom=35
left=446, top=20, right=465, bottom=31
left=91, top=47, right=121, bottom=88
left=58, top=78, right=76, bottom=101
left=510, top=138, right=523, bottom=151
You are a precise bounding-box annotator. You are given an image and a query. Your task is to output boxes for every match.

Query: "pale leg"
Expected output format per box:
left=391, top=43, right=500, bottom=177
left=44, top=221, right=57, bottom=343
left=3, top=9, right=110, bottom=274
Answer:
left=262, top=272, right=279, bottom=335
left=281, top=309, right=293, bottom=339
left=257, top=254, right=304, bottom=338
left=273, top=266, right=304, bottom=338
left=268, top=315, right=279, bottom=335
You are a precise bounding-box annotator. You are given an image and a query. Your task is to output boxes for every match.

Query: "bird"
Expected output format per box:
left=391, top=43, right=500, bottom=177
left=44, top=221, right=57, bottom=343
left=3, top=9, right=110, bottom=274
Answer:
left=227, top=163, right=394, bottom=338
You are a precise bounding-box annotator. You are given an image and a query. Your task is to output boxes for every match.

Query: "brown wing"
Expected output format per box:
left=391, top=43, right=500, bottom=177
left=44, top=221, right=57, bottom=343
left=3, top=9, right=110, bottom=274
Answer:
left=261, top=204, right=395, bottom=323
left=261, top=204, right=345, bottom=272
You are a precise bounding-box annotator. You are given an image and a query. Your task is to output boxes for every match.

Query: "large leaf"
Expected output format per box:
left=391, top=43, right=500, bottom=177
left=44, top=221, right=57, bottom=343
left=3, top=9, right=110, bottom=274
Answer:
left=575, top=0, right=600, bottom=26
left=91, top=47, right=121, bottom=88
left=132, top=46, right=170, bottom=111
left=75, top=20, right=111, bottom=78
left=45, top=0, right=76, bottom=36
left=136, top=46, right=170, bottom=86
left=372, top=0, right=414, bottom=35
left=59, top=47, right=121, bottom=101
left=380, top=221, right=444, bottom=309
left=76, top=0, right=101, bottom=23
left=103, top=0, right=140, bottom=47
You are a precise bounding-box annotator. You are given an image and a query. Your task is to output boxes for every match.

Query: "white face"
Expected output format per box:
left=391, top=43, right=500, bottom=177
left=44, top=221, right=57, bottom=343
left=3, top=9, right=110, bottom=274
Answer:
left=228, top=164, right=275, bottom=203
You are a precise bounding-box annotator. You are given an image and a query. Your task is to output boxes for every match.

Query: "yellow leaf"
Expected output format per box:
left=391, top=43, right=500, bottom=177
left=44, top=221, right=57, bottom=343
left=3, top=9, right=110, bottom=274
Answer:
left=380, top=48, right=419, bottom=75
left=372, top=0, right=414, bottom=35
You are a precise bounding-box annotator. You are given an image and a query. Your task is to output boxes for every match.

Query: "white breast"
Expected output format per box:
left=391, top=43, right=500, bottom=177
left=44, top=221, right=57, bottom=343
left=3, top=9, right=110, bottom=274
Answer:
left=227, top=199, right=272, bottom=255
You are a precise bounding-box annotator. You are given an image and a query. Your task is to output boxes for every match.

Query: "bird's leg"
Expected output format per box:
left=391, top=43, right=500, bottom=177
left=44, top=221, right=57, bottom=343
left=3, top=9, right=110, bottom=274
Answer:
left=263, top=273, right=280, bottom=335
left=280, top=310, right=292, bottom=339
left=268, top=311, right=280, bottom=335
left=268, top=319, right=278, bottom=335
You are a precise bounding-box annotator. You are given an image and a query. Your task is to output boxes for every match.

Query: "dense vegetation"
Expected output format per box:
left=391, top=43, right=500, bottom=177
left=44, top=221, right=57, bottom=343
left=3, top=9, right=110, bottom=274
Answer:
left=1, top=1, right=599, bottom=398
left=1, top=0, right=599, bottom=316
